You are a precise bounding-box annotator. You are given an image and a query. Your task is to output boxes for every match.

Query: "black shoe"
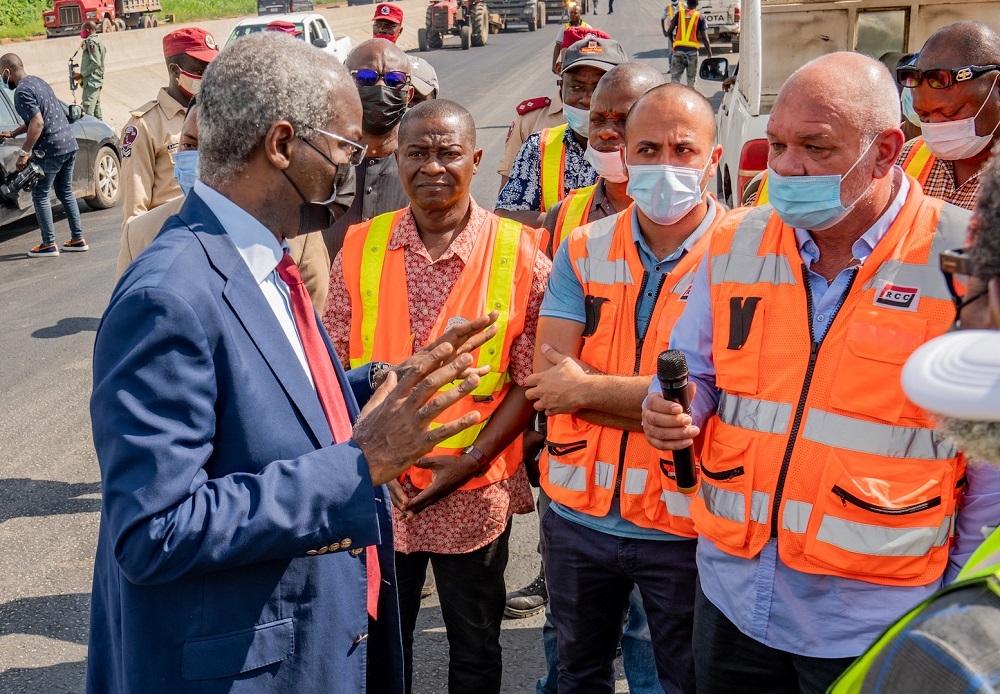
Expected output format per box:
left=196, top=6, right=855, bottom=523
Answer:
left=504, top=574, right=548, bottom=618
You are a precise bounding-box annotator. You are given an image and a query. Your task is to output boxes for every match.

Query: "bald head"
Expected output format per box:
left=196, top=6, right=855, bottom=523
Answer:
left=345, top=38, right=410, bottom=73
left=0, top=54, right=23, bottom=73
left=594, top=62, right=665, bottom=103
left=918, top=21, right=1000, bottom=70
left=399, top=99, right=476, bottom=148
left=775, top=52, right=900, bottom=141
left=627, top=82, right=717, bottom=143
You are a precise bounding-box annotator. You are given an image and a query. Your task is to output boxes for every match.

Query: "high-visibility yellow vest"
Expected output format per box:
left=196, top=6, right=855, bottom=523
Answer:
left=698, top=181, right=969, bottom=585
left=673, top=9, right=701, bottom=49
left=539, top=124, right=568, bottom=212
left=341, top=210, right=544, bottom=490
left=829, top=526, right=1000, bottom=693
left=551, top=183, right=596, bottom=255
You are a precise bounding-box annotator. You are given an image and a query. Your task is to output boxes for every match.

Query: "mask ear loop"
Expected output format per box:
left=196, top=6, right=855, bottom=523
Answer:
left=972, top=72, right=1000, bottom=138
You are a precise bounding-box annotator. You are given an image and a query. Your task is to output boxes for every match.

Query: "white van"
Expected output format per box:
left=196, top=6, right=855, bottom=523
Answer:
left=702, top=0, right=1000, bottom=207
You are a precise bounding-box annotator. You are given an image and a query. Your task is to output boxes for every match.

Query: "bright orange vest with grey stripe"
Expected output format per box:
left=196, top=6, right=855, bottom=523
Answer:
left=673, top=8, right=701, bottom=49
left=754, top=140, right=937, bottom=207
left=340, top=209, right=544, bottom=490
left=551, top=183, right=597, bottom=254
left=698, top=180, right=969, bottom=585
left=540, top=201, right=725, bottom=535
left=539, top=124, right=569, bottom=212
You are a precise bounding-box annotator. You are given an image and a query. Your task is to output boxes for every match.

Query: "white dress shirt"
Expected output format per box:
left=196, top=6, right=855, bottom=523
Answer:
left=194, top=181, right=314, bottom=387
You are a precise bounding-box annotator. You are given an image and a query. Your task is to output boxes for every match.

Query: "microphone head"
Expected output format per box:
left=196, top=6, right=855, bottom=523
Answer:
left=657, top=349, right=689, bottom=382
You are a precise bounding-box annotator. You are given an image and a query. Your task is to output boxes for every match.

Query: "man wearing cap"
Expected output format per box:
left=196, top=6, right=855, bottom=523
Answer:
left=830, top=151, right=1000, bottom=694
left=641, top=52, right=991, bottom=693
left=498, top=28, right=612, bottom=190
left=324, top=39, right=412, bottom=259
left=266, top=20, right=303, bottom=36
left=373, top=3, right=405, bottom=42
left=895, top=21, right=1000, bottom=211
left=409, top=57, right=439, bottom=103
left=496, top=36, right=627, bottom=229
left=119, top=27, right=218, bottom=230
left=551, top=3, right=589, bottom=75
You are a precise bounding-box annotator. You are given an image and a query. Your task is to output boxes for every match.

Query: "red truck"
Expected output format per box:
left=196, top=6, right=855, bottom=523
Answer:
left=43, top=0, right=163, bottom=38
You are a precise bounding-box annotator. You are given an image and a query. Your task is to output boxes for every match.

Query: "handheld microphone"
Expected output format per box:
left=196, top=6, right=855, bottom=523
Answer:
left=656, top=349, right=698, bottom=494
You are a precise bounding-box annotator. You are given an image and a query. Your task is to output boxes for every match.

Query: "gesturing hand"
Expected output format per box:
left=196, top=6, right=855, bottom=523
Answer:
left=524, top=344, right=597, bottom=415
left=353, top=314, right=498, bottom=486
left=386, top=311, right=500, bottom=387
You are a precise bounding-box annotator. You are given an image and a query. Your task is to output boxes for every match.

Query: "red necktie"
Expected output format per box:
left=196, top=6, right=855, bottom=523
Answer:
left=275, top=253, right=381, bottom=619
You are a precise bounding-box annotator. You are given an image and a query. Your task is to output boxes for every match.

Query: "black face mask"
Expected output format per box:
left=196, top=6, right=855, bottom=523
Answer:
left=357, top=84, right=408, bottom=136
left=283, top=138, right=356, bottom=234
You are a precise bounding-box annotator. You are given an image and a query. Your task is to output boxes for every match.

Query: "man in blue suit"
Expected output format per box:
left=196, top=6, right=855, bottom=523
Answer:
left=88, top=32, right=494, bottom=693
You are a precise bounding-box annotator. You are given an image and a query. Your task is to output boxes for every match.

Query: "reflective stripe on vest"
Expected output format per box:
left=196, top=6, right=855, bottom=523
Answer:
left=900, top=138, right=936, bottom=188
left=695, top=183, right=970, bottom=586
left=829, top=526, right=1000, bottom=694
left=553, top=184, right=596, bottom=253
left=673, top=9, right=701, bottom=49
left=541, top=201, right=724, bottom=536
left=540, top=124, right=568, bottom=212
left=754, top=174, right=769, bottom=206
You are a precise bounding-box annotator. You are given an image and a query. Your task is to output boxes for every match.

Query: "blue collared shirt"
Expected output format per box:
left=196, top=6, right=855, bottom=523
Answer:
left=195, top=181, right=313, bottom=387
left=541, top=203, right=716, bottom=541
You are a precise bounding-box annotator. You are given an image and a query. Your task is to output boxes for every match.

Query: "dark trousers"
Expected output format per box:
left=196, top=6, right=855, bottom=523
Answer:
left=396, top=521, right=511, bottom=694
left=693, top=582, right=856, bottom=694
left=541, top=509, right=698, bottom=694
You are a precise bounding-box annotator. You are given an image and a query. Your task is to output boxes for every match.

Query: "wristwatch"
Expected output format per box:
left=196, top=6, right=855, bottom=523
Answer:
left=464, top=445, right=492, bottom=477
left=18, top=149, right=29, bottom=158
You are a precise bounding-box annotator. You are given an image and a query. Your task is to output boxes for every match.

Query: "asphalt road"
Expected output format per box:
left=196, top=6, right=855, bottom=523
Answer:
left=0, top=3, right=729, bottom=690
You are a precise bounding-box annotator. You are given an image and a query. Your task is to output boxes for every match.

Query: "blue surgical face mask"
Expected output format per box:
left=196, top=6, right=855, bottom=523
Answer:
left=766, top=139, right=876, bottom=231
left=901, top=87, right=921, bottom=127
left=562, top=104, right=590, bottom=138
left=173, top=149, right=199, bottom=197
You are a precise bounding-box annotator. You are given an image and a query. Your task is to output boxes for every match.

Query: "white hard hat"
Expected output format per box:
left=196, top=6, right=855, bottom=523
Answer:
left=902, top=330, right=1000, bottom=421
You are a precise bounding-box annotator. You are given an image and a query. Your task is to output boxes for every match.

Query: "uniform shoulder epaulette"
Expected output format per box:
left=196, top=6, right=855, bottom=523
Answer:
left=516, top=97, right=551, bottom=116
left=129, top=100, right=158, bottom=119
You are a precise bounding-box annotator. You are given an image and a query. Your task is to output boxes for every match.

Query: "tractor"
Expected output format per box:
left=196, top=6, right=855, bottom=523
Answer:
left=418, top=0, right=495, bottom=51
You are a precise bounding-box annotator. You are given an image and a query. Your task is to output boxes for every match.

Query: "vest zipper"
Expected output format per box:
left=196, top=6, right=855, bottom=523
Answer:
left=768, top=264, right=858, bottom=539
left=833, top=485, right=942, bottom=515
left=615, top=269, right=669, bottom=496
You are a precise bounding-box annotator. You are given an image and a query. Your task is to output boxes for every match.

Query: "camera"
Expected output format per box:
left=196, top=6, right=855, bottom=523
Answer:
left=1, top=161, right=44, bottom=207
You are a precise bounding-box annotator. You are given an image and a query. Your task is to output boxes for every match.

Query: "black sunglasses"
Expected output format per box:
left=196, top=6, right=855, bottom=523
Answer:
left=897, top=64, right=1000, bottom=89
left=940, top=247, right=988, bottom=322
left=351, top=68, right=409, bottom=90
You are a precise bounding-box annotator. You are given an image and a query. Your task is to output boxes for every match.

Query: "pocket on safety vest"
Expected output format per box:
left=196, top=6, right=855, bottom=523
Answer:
left=830, top=308, right=928, bottom=423
left=541, top=414, right=606, bottom=510
left=712, top=298, right=764, bottom=396
left=691, top=419, right=757, bottom=549
left=580, top=296, right=617, bottom=374
left=802, top=448, right=954, bottom=581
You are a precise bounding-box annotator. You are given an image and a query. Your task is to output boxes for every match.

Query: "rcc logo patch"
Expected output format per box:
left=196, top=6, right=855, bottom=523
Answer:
left=874, top=281, right=921, bottom=311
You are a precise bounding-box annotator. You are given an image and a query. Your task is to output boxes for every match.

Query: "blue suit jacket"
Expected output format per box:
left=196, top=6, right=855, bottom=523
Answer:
left=87, top=193, right=404, bottom=694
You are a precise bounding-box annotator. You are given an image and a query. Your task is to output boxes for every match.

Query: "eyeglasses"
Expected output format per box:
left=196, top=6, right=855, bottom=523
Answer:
left=940, top=247, right=988, bottom=321
left=351, top=68, right=409, bottom=90
left=896, top=64, right=1000, bottom=89
left=303, top=127, right=368, bottom=167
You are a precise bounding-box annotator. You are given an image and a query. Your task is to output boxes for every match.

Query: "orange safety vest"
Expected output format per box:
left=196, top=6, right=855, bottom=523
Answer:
left=673, top=8, right=701, bottom=49
left=539, top=124, right=568, bottom=212
left=696, top=180, right=970, bottom=586
left=551, top=183, right=596, bottom=255
left=341, top=209, right=544, bottom=490
left=755, top=143, right=936, bottom=207
left=541, top=200, right=726, bottom=535
left=899, top=137, right=937, bottom=188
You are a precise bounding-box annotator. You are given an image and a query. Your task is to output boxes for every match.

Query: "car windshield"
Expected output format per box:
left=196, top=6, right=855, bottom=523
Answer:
left=228, top=22, right=306, bottom=45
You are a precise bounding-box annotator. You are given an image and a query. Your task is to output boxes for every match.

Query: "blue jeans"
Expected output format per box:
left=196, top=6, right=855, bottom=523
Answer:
left=32, top=150, right=83, bottom=247
left=542, top=510, right=697, bottom=694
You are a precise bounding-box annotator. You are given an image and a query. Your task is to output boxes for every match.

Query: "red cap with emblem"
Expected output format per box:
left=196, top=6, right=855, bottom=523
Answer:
left=373, top=3, right=404, bottom=23
left=163, top=27, right=219, bottom=62
left=266, top=20, right=303, bottom=36
left=561, top=26, right=611, bottom=49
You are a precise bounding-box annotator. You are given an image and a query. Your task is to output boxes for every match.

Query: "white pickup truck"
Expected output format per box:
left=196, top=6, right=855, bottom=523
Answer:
left=226, top=13, right=353, bottom=64
left=697, top=0, right=741, bottom=52
left=701, top=0, right=1000, bottom=207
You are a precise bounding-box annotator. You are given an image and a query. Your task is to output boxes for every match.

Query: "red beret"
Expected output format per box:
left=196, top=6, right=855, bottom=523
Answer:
left=561, top=26, right=611, bottom=49
left=163, top=27, right=219, bottom=62
left=266, top=20, right=303, bottom=36
left=374, top=3, right=404, bottom=24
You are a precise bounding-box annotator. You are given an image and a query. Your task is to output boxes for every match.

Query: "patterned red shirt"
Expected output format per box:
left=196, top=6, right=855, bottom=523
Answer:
left=323, top=200, right=550, bottom=554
